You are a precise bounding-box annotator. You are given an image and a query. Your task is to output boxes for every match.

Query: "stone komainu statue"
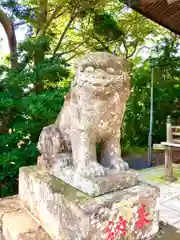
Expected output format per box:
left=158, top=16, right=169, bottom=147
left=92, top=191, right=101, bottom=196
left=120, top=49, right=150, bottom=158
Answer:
left=37, top=52, right=131, bottom=177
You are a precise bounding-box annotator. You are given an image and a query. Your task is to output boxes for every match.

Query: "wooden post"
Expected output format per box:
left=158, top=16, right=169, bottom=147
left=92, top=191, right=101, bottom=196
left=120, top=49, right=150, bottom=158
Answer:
left=164, top=116, right=176, bottom=181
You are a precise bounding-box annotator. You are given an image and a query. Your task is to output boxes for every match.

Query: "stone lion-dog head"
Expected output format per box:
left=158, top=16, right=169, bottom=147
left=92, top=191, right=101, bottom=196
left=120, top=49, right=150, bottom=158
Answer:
left=71, top=52, right=131, bottom=96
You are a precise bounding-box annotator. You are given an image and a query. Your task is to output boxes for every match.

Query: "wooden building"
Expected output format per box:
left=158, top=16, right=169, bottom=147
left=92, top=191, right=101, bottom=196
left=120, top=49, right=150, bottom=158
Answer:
left=124, top=0, right=180, bottom=35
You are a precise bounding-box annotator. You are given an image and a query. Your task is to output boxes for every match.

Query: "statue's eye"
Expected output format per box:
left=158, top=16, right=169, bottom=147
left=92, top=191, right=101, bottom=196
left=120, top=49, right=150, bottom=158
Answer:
left=106, top=67, right=115, bottom=74
left=84, top=66, right=95, bottom=73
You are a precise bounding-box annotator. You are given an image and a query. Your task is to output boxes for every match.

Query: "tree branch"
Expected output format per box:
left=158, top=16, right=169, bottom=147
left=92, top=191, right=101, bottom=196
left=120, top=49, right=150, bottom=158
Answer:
left=34, top=0, right=48, bottom=91
left=127, top=13, right=140, bottom=58
left=36, top=0, right=48, bottom=37
left=135, top=45, right=151, bottom=56
left=53, top=9, right=78, bottom=55
left=66, top=51, right=88, bottom=62
left=92, top=34, right=112, bottom=53
left=57, top=35, right=92, bottom=57
left=54, top=10, right=66, bottom=19
left=37, top=6, right=64, bottom=37
left=122, top=39, right=129, bottom=58
left=127, top=40, right=139, bottom=58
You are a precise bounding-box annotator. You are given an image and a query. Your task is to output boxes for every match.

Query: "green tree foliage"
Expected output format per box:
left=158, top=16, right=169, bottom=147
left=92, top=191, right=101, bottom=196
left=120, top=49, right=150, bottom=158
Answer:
left=93, top=12, right=123, bottom=41
left=0, top=0, right=72, bottom=196
left=0, top=46, right=70, bottom=196
left=122, top=36, right=180, bottom=148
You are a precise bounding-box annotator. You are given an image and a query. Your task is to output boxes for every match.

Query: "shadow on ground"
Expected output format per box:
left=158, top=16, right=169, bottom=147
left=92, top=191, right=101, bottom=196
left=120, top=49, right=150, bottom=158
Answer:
left=125, top=149, right=180, bottom=170
left=153, top=222, right=180, bottom=240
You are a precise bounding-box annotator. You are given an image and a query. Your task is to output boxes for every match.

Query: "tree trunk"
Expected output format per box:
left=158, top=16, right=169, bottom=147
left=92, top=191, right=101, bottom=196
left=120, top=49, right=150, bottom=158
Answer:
left=0, top=8, right=18, bottom=69
left=34, top=0, right=48, bottom=93
left=0, top=9, right=19, bottom=133
left=0, top=110, right=13, bottom=134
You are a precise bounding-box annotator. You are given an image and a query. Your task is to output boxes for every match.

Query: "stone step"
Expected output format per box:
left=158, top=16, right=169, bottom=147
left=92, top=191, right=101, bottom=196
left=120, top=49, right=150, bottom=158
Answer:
left=0, top=196, right=52, bottom=240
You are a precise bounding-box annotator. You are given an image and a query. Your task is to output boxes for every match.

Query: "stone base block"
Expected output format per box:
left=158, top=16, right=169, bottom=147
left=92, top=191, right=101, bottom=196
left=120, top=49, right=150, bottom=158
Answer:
left=51, top=167, right=138, bottom=197
left=0, top=196, right=51, bottom=240
left=19, top=166, right=160, bottom=240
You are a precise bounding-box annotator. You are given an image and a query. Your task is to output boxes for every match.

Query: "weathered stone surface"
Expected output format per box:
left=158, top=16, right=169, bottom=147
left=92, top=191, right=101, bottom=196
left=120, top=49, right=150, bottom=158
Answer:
left=3, top=210, right=38, bottom=239
left=37, top=52, right=131, bottom=179
left=0, top=195, right=21, bottom=237
left=0, top=196, right=20, bottom=220
left=19, top=166, right=160, bottom=240
left=51, top=167, right=137, bottom=197
left=0, top=196, right=51, bottom=240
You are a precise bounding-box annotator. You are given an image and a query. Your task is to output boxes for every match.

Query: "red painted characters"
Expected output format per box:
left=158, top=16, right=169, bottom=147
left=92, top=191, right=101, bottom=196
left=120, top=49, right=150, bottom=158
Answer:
left=135, top=204, right=150, bottom=229
left=105, top=204, right=150, bottom=240
left=105, top=217, right=127, bottom=240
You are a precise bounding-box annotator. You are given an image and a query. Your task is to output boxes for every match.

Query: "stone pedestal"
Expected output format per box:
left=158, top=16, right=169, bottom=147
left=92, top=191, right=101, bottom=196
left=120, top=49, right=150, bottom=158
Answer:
left=50, top=167, right=138, bottom=197
left=19, top=166, right=160, bottom=240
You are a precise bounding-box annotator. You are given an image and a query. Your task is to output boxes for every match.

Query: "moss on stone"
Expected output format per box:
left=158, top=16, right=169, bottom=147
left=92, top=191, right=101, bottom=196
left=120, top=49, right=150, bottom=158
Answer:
left=139, top=166, right=180, bottom=184
left=139, top=165, right=163, bottom=173
left=173, top=169, right=180, bottom=180
left=50, top=176, right=92, bottom=204
left=21, top=166, right=92, bottom=204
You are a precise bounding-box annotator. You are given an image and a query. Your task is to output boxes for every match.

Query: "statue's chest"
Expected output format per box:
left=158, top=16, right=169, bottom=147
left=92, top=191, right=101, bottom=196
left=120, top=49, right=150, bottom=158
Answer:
left=79, top=94, right=122, bottom=122
left=71, top=89, right=125, bottom=127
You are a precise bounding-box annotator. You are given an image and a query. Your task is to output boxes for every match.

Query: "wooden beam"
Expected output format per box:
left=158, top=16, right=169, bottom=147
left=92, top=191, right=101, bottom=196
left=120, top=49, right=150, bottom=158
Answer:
left=123, top=0, right=180, bottom=36
left=161, top=142, right=180, bottom=147
left=153, top=144, right=166, bottom=150
left=166, top=0, right=179, bottom=4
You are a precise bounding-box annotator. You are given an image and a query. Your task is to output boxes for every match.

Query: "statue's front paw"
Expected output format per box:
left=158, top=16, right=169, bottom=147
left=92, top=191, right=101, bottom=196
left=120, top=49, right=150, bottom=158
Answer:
left=50, top=153, right=73, bottom=170
left=76, top=162, right=105, bottom=178
left=110, top=158, right=129, bottom=171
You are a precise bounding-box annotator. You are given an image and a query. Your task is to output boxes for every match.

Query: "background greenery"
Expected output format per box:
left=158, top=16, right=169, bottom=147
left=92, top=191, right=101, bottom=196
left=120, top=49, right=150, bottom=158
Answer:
left=0, top=0, right=179, bottom=197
